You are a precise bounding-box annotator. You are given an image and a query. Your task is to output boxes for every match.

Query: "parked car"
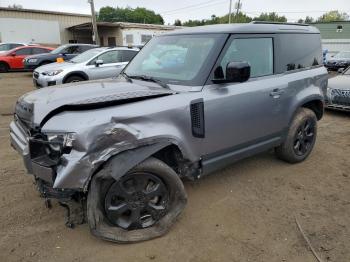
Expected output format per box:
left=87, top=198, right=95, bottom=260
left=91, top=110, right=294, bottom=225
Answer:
left=326, top=66, right=350, bottom=111
left=33, top=47, right=139, bottom=87
left=10, top=22, right=327, bottom=243
left=0, top=42, right=27, bottom=54
left=0, top=45, right=54, bottom=72
left=23, top=43, right=99, bottom=70
left=325, top=51, right=350, bottom=71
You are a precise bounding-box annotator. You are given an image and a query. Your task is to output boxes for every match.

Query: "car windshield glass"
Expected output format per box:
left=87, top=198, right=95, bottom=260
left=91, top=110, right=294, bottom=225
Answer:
left=334, top=52, right=350, bottom=59
left=70, top=49, right=103, bottom=63
left=51, top=45, right=68, bottom=54
left=124, top=34, right=225, bottom=86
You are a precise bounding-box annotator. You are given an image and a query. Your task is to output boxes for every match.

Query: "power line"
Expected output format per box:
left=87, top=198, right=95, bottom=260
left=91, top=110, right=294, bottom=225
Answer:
left=161, top=0, right=227, bottom=14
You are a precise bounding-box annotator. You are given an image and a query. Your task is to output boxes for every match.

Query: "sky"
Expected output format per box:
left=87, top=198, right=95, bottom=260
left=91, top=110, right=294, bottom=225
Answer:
left=0, top=0, right=349, bottom=24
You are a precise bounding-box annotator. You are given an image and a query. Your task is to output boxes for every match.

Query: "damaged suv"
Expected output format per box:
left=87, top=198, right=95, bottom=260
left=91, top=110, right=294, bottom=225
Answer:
left=10, top=22, right=327, bottom=243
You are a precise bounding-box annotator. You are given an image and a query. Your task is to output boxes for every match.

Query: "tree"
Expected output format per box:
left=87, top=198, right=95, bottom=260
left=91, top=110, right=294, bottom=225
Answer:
left=317, top=10, right=349, bottom=22
left=253, top=12, right=287, bottom=22
left=7, top=4, right=23, bottom=9
left=98, top=6, right=164, bottom=25
left=174, top=19, right=182, bottom=26
left=305, top=16, right=314, bottom=23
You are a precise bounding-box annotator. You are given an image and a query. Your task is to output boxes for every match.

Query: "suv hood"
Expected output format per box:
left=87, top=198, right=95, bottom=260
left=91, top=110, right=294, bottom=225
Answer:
left=35, top=61, right=77, bottom=72
left=15, top=78, right=175, bottom=128
left=328, top=75, right=350, bottom=90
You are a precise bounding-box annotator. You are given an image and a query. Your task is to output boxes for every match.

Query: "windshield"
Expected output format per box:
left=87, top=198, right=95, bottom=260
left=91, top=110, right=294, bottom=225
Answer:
left=70, top=48, right=103, bottom=63
left=334, top=52, right=350, bottom=59
left=51, top=45, right=69, bottom=54
left=124, top=34, right=226, bottom=86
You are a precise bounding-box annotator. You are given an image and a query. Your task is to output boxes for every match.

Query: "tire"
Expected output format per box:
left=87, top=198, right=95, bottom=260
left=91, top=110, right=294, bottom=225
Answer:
left=87, top=157, right=187, bottom=243
left=0, top=62, right=9, bottom=73
left=65, top=75, right=85, bottom=83
left=275, top=108, right=318, bottom=163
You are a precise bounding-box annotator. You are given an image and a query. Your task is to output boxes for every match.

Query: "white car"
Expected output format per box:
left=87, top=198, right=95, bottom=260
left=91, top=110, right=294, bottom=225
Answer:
left=33, top=47, right=139, bottom=88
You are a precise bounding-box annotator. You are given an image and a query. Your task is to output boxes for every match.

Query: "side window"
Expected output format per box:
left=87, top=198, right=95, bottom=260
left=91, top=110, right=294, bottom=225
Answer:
left=96, top=51, right=121, bottom=64
left=220, top=38, right=273, bottom=78
left=278, top=34, right=322, bottom=72
left=10, top=44, right=23, bottom=49
left=79, top=45, right=93, bottom=52
left=32, top=48, right=50, bottom=54
left=120, top=50, right=138, bottom=62
left=15, top=48, right=32, bottom=55
left=65, top=46, right=80, bottom=54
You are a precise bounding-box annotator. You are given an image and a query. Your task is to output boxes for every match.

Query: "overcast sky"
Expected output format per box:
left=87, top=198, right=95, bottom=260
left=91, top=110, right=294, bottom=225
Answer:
left=0, top=0, right=349, bottom=24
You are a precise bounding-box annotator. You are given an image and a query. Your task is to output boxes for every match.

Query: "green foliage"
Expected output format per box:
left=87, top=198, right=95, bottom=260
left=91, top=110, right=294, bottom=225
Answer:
left=317, top=10, right=349, bottom=22
left=252, top=12, right=287, bottom=22
left=98, top=6, right=164, bottom=25
left=174, top=19, right=182, bottom=26
left=182, top=12, right=251, bottom=27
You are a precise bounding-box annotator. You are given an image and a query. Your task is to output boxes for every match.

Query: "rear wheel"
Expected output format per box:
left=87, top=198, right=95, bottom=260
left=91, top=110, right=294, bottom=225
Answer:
left=275, top=108, right=317, bottom=163
left=87, top=157, right=187, bottom=243
left=0, top=62, right=9, bottom=73
left=65, top=75, right=85, bottom=83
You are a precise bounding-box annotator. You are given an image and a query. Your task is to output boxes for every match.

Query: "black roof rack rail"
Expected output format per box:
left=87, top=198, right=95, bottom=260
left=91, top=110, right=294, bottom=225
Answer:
left=250, top=21, right=310, bottom=27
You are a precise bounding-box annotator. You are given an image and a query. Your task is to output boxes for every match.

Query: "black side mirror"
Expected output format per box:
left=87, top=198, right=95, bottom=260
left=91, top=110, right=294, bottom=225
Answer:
left=226, top=62, right=251, bottom=83
left=213, top=61, right=250, bottom=83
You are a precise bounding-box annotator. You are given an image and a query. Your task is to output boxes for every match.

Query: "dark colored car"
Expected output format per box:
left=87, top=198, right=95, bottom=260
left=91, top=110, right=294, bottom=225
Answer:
left=325, top=51, right=350, bottom=71
left=0, top=45, right=54, bottom=72
left=326, top=66, right=350, bottom=111
left=23, top=44, right=99, bottom=70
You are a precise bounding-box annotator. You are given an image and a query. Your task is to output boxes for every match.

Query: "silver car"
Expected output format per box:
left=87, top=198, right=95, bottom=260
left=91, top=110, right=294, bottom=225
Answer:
left=11, top=22, right=327, bottom=243
left=33, top=47, right=139, bottom=87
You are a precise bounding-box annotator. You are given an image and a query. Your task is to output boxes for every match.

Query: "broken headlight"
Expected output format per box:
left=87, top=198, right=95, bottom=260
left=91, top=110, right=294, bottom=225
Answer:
left=30, top=133, right=76, bottom=167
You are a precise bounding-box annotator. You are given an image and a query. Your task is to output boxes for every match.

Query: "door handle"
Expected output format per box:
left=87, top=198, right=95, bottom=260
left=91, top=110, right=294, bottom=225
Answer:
left=270, top=88, right=284, bottom=98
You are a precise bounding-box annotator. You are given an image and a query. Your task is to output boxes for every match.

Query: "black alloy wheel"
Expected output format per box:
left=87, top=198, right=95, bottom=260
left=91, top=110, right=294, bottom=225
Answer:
left=104, top=172, right=169, bottom=230
left=293, top=119, right=316, bottom=156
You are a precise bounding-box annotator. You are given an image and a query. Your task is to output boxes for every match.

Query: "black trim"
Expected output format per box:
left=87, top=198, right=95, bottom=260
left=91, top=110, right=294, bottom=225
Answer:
left=190, top=99, right=205, bottom=138
left=62, top=71, right=89, bottom=83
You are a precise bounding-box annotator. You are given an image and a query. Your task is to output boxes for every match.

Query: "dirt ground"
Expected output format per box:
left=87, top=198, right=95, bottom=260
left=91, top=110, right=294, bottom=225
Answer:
left=0, top=72, right=349, bottom=262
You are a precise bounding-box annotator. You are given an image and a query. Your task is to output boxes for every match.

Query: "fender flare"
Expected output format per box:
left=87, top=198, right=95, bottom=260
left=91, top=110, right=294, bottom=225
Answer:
left=289, top=94, right=324, bottom=126
left=63, top=71, right=89, bottom=83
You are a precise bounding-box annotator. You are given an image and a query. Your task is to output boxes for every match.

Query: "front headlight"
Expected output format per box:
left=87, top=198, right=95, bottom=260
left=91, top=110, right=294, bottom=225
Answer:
left=28, top=58, right=38, bottom=63
left=46, top=133, right=75, bottom=151
left=43, top=70, right=63, bottom=76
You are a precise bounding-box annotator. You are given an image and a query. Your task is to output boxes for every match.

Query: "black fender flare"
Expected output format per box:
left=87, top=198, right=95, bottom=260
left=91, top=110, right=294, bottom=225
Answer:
left=63, top=71, right=89, bottom=83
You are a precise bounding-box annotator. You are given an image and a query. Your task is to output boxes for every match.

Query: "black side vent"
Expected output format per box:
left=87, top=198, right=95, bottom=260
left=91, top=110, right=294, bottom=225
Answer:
left=190, top=99, right=205, bottom=138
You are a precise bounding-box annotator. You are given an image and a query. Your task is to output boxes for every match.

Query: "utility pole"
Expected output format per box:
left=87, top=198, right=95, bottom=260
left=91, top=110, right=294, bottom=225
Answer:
left=235, top=0, right=241, bottom=22
left=88, top=0, right=100, bottom=45
left=228, top=0, right=233, bottom=24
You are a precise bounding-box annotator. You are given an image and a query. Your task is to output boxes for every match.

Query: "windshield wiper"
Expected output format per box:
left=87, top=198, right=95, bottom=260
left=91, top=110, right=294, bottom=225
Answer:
left=128, top=75, right=170, bottom=89
left=121, top=72, right=132, bottom=83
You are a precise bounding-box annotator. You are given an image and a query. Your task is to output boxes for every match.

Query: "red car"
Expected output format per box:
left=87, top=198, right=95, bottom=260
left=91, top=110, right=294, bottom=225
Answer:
left=0, top=45, right=54, bottom=72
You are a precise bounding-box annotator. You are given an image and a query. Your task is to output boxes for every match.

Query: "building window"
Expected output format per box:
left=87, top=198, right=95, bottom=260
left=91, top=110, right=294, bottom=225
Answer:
left=108, top=37, right=116, bottom=47
left=126, top=34, right=134, bottom=45
left=141, top=34, right=152, bottom=44
left=337, top=25, right=343, bottom=33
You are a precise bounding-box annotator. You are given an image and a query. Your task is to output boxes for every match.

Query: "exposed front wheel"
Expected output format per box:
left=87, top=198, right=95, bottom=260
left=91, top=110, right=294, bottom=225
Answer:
left=275, top=108, right=317, bottom=163
left=87, top=157, right=187, bottom=243
left=65, top=75, right=85, bottom=83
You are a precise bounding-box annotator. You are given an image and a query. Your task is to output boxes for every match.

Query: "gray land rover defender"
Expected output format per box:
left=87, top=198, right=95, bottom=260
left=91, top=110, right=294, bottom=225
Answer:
left=10, top=22, right=328, bottom=243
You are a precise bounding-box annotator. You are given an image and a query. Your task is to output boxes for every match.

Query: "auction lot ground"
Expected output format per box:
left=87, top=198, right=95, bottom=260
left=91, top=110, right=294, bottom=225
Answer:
left=0, top=72, right=349, bottom=262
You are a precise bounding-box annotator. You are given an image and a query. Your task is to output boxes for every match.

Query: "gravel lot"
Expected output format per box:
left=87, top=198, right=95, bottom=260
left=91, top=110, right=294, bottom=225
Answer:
left=0, top=72, right=349, bottom=262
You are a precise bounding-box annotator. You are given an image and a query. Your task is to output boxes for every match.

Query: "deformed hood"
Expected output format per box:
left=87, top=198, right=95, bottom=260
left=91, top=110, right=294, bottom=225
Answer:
left=15, top=78, right=175, bottom=128
left=328, top=75, right=350, bottom=90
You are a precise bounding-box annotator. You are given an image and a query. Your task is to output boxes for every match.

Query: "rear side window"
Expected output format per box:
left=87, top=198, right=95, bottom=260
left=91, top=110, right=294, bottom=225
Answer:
left=10, top=44, right=23, bottom=49
left=65, top=46, right=80, bottom=54
left=120, top=50, right=138, bottom=62
left=220, top=38, right=274, bottom=78
left=15, top=48, right=32, bottom=55
left=278, top=34, right=322, bottom=72
left=32, top=48, right=50, bottom=54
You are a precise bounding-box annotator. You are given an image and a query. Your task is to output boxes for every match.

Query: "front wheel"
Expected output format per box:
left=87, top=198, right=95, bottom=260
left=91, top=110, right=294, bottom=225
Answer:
left=0, top=62, right=9, bottom=73
left=275, top=108, right=318, bottom=163
left=65, top=75, right=84, bottom=83
left=87, top=157, right=187, bottom=243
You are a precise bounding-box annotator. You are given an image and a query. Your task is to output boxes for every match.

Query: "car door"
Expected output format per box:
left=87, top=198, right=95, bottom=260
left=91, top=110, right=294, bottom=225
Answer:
left=85, top=50, right=124, bottom=80
left=11, top=47, right=32, bottom=69
left=201, top=35, right=289, bottom=174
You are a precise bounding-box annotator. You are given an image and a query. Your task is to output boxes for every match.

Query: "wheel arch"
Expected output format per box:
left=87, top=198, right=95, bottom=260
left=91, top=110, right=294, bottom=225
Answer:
left=0, top=60, right=10, bottom=70
left=63, top=71, right=89, bottom=83
left=290, top=96, right=324, bottom=126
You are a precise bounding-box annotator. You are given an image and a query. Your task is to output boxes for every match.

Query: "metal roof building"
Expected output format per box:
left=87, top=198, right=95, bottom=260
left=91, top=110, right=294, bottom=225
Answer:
left=311, top=21, right=350, bottom=55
